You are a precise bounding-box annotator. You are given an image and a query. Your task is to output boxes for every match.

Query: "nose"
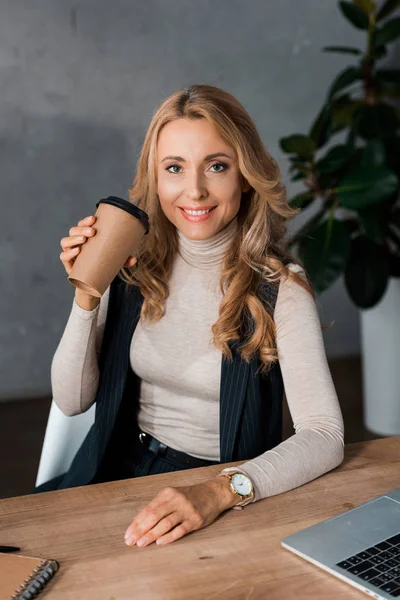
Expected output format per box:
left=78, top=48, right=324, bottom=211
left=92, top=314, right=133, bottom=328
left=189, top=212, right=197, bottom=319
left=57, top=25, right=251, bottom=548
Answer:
left=185, top=170, right=208, bottom=201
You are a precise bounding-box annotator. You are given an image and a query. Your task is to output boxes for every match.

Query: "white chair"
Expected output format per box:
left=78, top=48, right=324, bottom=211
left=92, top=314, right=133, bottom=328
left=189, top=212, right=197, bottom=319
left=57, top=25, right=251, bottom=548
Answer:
left=35, top=399, right=96, bottom=487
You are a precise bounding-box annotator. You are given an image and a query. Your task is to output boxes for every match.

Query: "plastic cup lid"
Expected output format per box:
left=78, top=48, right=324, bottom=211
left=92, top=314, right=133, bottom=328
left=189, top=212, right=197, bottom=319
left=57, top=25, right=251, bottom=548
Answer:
left=96, top=196, right=150, bottom=234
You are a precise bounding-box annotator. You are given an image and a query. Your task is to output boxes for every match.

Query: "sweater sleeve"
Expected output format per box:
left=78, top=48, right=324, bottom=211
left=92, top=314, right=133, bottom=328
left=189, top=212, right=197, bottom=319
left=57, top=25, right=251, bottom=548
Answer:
left=51, top=286, right=110, bottom=416
left=219, top=264, right=345, bottom=507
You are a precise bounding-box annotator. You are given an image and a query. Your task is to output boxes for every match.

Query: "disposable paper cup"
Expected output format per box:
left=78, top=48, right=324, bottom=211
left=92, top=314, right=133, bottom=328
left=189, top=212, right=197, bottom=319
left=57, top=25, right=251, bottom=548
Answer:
left=68, top=196, right=149, bottom=297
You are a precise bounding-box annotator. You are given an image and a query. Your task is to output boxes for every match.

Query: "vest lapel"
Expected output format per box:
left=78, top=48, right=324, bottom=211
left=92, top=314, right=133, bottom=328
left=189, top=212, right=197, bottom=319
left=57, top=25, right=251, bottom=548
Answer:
left=219, top=338, right=251, bottom=463
left=96, top=281, right=144, bottom=459
left=219, top=278, right=281, bottom=463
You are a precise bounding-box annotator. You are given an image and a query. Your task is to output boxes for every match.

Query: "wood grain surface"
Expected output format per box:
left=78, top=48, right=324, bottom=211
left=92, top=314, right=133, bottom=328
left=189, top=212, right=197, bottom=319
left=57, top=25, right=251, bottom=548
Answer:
left=1, top=436, right=399, bottom=599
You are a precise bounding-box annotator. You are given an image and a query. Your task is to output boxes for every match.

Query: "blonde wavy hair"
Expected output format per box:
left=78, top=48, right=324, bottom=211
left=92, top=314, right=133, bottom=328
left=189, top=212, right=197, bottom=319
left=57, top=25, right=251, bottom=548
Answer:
left=119, top=84, right=316, bottom=373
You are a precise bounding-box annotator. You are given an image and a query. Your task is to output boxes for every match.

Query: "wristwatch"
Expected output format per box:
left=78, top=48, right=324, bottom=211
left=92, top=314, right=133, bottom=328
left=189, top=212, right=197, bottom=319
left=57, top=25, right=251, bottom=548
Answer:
left=218, top=471, right=255, bottom=507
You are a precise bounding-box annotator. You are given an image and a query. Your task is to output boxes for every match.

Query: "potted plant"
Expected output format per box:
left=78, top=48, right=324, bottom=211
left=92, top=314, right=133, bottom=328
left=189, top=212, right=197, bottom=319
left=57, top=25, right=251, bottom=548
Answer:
left=279, top=0, right=400, bottom=435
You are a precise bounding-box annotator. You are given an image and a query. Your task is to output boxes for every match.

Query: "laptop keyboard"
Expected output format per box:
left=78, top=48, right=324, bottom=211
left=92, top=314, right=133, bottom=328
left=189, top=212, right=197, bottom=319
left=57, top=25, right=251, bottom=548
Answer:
left=336, top=532, right=400, bottom=597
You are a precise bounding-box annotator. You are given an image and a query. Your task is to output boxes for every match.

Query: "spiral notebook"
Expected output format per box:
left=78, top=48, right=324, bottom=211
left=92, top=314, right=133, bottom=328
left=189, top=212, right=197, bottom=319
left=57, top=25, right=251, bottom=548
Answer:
left=0, top=552, right=59, bottom=600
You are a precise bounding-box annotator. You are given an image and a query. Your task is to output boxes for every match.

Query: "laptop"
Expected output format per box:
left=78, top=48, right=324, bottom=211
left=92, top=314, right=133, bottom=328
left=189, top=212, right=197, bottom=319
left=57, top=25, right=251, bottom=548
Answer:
left=281, top=488, right=400, bottom=599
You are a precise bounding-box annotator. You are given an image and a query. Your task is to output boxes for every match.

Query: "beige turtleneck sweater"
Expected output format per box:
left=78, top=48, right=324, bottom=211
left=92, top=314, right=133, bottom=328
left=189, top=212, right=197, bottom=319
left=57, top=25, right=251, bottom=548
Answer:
left=51, top=216, right=344, bottom=503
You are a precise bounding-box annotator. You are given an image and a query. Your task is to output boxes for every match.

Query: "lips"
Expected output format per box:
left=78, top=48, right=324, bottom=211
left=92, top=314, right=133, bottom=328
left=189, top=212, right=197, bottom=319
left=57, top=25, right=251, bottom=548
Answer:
left=179, top=206, right=217, bottom=222
left=179, top=206, right=217, bottom=212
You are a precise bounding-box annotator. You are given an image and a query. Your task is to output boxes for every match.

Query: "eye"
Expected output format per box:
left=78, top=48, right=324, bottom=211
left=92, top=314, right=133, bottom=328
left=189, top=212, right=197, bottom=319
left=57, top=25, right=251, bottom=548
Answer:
left=165, top=162, right=228, bottom=174
left=210, top=162, right=228, bottom=172
left=165, top=164, right=182, bottom=174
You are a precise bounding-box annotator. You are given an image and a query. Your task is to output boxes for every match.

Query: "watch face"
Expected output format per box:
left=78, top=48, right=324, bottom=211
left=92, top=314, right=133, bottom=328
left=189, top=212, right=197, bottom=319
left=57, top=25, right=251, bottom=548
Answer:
left=231, top=473, right=252, bottom=496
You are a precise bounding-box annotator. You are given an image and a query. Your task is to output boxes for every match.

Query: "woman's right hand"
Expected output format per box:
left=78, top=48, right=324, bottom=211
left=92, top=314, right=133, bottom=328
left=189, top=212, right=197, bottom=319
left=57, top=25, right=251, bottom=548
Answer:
left=59, top=215, right=138, bottom=275
left=60, top=215, right=137, bottom=311
left=60, top=215, right=97, bottom=275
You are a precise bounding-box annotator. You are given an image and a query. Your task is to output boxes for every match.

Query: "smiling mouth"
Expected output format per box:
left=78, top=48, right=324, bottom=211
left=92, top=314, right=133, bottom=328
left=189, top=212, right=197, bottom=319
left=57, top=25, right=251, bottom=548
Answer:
left=180, top=207, right=217, bottom=215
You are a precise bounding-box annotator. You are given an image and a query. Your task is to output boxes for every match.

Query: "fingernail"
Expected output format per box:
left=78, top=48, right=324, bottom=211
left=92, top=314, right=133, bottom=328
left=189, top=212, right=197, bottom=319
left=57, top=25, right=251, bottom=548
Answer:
left=136, top=538, right=145, bottom=547
left=125, top=534, right=136, bottom=546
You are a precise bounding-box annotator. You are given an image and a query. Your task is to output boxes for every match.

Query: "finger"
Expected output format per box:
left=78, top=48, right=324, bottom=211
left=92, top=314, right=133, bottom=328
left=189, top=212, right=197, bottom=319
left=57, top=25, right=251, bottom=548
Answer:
left=125, top=501, right=170, bottom=544
left=124, top=488, right=178, bottom=542
left=135, top=513, right=181, bottom=547
left=68, top=225, right=96, bottom=238
left=60, top=248, right=80, bottom=262
left=77, top=215, right=96, bottom=227
left=123, top=256, right=137, bottom=268
left=60, top=235, right=87, bottom=250
left=60, top=247, right=80, bottom=274
left=155, top=522, right=192, bottom=546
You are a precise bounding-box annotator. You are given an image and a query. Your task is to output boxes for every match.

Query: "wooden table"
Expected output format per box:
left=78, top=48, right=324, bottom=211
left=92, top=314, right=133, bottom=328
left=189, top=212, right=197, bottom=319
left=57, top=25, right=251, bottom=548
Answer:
left=1, top=436, right=399, bottom=599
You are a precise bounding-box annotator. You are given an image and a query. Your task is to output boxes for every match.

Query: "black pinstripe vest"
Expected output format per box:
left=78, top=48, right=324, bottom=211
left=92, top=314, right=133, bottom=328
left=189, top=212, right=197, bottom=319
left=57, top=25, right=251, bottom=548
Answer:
left=46, top=270, right=285, bottom=491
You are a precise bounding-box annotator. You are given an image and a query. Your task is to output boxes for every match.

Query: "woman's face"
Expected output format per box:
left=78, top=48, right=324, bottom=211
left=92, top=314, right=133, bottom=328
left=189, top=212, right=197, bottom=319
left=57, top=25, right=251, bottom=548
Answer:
left=156, top=118, right=249, bottom=240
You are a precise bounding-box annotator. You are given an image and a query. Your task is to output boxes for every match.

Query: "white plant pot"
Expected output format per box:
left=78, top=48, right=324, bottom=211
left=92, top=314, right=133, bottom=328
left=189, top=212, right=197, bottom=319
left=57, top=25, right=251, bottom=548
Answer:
left=360, top=277, right=400, bottom=436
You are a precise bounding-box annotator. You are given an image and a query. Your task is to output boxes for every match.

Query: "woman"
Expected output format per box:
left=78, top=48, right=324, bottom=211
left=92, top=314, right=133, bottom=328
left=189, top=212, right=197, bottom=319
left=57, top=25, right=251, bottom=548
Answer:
left=36, top=85, right=344, bottom=549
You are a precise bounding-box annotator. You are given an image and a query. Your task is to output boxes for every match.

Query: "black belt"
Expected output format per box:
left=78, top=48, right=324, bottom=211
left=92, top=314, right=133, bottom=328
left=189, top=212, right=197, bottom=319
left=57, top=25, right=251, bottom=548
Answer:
left=138, top=430, right=218, bottom=469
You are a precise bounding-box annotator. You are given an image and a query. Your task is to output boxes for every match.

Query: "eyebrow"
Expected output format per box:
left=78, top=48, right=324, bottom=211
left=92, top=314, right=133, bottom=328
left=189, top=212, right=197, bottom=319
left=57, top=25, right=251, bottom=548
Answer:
left=161, top=152, right=233, bottom=163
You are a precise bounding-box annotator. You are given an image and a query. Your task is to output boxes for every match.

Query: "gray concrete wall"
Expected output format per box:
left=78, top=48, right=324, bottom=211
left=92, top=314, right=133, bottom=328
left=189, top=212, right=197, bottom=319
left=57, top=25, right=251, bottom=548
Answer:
left=0, top=0, right=384, bottom=399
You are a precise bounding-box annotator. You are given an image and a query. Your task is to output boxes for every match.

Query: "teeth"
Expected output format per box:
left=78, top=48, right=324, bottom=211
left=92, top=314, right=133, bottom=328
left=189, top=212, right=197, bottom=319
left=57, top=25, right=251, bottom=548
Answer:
left=183, top=208, right=213, bottom=215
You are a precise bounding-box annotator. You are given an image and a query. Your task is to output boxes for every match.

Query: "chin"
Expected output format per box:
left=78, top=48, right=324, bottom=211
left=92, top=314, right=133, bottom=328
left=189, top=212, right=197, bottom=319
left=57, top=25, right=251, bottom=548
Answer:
left=192, top=233, right=213, bottom=241
left=179, top=227, right=214, bottom=241
left=180, top=218, right=235, bottom=240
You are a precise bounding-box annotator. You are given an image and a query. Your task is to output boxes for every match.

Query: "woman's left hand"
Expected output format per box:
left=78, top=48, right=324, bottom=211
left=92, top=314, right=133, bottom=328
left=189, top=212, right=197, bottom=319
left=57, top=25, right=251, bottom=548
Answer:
left=124, top=477, right=237, bottom=548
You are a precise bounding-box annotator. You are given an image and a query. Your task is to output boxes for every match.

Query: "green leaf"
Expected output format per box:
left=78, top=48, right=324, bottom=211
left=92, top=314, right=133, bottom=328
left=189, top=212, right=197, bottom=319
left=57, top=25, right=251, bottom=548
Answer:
left=357, top=103, right=399, bottom=139
left=279, top=135, right=316, bottom=157
left=323, top=46, right=362, bottom=55
left=315, top=144, right=355, bottom=173
left=289, top=205, right=328, bottom=248
left=300, top=218, right=351, bottom=293
left=288, top=191, right=315, bottom=209
left=376, top=69, right=400, bottom=84
left=309, top=103, right=334, bottom=148
left=331, top=95, right=362, bottom=128
left=328, top=67, right=363, bottom=99
left=346, top=146, right=365, bottom=170
left=288, top=155, right=311, bottom=172
left=362, top=139, right=387, bottom=165
left=289, top=155, right=310, bottom=164
left=290, top=171, right=306, bottom=182
left=336, top=164, right=399, bottom=208
left=288, top=162, right=310, bottom=175
left=384, top=136, right=400, bottom=176
left=378, top=80, right=400, bottom=98
left=339, top=1, right=370, bottom=29
left=350, top=109, right=370, bottom=152
left=376, top=0, right=400, bottom=21
left=343, top=219, right=360, bottom=235
left=387, top=224, right=400, bottom=250
left=316, top=171, right=339, bottom=191
left=375, top=17, right=400, bottom=45
left=391, top=208, right=400, bottom=228
left=344, top=236, right=390, bottom=307
left=358, top=207, right=387, bottom=241
left=353, top=0, right=376, bottom=13
left=374, top=44, right=388, bottom=60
